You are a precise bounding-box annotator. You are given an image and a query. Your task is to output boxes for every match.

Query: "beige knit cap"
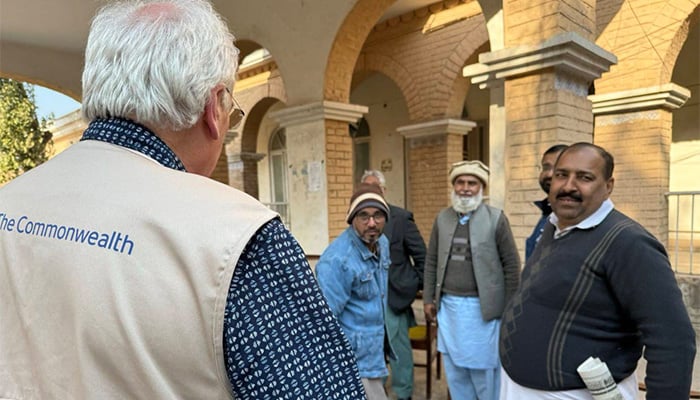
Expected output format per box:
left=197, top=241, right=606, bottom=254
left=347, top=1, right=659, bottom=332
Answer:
left=449, top=160, right=489, bottom=186
left=346, top=183, right=390, bottom=224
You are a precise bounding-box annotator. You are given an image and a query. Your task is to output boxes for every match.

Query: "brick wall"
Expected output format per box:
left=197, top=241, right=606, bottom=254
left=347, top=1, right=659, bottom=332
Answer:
left=359, top=5, right=489, bottom=121
left=595, top=0, right=696, bottom=93
left=326, top=120, right=354, bottom=240
left=408, top=133, right=464, bottom=240
left=504, top=0, right=595, bottom=46
left=504, top=71, right=594, bottom=254
left=595, top=109, right=673, bottom=242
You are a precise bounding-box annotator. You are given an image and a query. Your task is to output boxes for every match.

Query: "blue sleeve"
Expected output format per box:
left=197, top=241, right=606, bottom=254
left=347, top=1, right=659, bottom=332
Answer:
left=223, top=219, right=366, bottom=400
left=315, top=249, right=353, bottom=318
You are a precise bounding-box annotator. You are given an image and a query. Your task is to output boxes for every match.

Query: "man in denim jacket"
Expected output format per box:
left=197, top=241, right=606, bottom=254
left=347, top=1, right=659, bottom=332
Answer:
left=316, top=183, right=393, bottom=400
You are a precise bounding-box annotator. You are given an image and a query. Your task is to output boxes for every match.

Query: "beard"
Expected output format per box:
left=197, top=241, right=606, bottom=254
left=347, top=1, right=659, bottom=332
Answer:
left=451, top=188, right=483, bottom=214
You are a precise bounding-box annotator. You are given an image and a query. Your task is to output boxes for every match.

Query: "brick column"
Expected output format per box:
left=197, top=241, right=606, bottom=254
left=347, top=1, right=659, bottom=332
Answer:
left=397, top=119, right=476, bottom=239
left=227, top=152, right=265, bottom=196
left=590, top=83, right=691, bottom=243
left=463, top=32, right=616, bottom=256
left=270, top=101, right=367, bottom=253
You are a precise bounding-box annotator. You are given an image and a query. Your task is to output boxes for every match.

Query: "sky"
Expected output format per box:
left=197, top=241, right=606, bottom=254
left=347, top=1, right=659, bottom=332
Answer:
left=32, top=85, right=81, bottom=121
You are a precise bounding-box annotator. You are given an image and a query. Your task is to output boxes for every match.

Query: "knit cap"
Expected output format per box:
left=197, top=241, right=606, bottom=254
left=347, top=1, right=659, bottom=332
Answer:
left=346, top=183, right=390, bottom=224
left=449, top=160, right=489, bottom=186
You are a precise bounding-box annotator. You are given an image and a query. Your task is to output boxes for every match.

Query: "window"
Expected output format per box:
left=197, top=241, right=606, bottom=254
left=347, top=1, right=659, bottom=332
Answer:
left=349, top=117, right=370, bottom=186
left=268, top=128, right=289, bottom=225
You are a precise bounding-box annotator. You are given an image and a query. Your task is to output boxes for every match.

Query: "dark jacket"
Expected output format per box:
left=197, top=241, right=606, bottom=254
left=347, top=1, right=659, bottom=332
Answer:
left=384, top=204, right=426, bottom=313
left=525, top=198, right=551, bottom=260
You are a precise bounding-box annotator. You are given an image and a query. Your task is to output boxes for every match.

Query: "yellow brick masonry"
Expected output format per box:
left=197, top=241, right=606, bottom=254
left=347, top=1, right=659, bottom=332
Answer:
left=408, top=133, right=464, bottom=241
left=591, top=0, right=695, bottom=242
left=504, top=0, right=595, bottom=46
left=335, top=1, right=491, bottom=241
left=505, top=70, right=594, bottom=257
left=325, top=120, right=354, bottom=240
left=324, top=0, right=394, bottom=103
left=360, top=8, right=488, bottom=121
left=595, top=0, right=696, bottom=93
left=595, top=109, right=673, bottom=243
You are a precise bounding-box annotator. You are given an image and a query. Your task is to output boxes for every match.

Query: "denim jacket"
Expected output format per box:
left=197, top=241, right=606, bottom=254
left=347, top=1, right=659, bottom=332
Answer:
left=315, top=226, right=392, bottom=379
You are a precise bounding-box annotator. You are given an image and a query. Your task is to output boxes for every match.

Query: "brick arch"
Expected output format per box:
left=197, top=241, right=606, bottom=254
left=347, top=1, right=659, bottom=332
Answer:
left=236, top=96, right=285, bottom=199
left=420, top=15, right=491, bottom=120
left=353, top=53, right=420, bottom=120
left=324, top=0, right=396, bottom=102
left=663, top=4, right=700, bottom=83
left=235, top=39, right=264, bottom=63
left=442, top=25, right=491, bottom=117
left=596, top=0, right=700, bottom=93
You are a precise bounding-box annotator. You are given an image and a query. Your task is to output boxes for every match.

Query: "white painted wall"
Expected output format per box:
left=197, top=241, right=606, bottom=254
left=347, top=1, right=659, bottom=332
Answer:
left=351, top=73, right=410, bottom=207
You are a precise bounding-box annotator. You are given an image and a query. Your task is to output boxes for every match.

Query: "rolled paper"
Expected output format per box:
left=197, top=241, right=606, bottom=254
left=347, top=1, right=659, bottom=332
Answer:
left=576, top=356, right=625, bottom=400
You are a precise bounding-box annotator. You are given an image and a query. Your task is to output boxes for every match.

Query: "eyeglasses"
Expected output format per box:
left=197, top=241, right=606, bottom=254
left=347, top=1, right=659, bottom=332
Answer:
left=224, top=87, right=245, bottom=128
left=356, top=211, right=386, bottom=224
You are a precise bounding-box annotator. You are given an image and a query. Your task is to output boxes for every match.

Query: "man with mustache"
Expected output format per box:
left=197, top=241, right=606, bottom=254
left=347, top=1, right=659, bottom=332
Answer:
left=316, top=183, right=395, bottom=400
left=499, top=142, right=696, bottom=400
left=525, top=144, right=568, bottom=260
left=423, top=160, right=521, bottom=400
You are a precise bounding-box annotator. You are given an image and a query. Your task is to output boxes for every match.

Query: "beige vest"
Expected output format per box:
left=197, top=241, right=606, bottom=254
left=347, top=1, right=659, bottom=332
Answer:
left=0, top=141, right=276, bottom=399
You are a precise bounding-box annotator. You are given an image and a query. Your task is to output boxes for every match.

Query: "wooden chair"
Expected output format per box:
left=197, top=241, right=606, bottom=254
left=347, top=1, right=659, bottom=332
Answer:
left=409, top=318, right=441, bottom=399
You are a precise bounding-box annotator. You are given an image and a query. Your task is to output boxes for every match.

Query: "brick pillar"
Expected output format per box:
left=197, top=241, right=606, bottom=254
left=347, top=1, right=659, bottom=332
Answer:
left=270, top=101, right=367, bottom=253
left=227, top=152, right=265, bottom=197
left=464, top=32, right=617, bottom=259
left=589, top=83, right=691, bottom=243
left=397, top=119, right=476, bottom=240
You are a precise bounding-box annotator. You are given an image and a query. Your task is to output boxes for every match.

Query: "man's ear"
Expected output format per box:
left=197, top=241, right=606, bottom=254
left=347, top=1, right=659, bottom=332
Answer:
left=606, top=177, right=615, bottom=196
left=203, top=89, right=223, bottom=140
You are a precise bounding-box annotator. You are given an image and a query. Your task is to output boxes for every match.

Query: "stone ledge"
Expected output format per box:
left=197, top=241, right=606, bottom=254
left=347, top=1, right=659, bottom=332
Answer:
left=463, top=32, right=617, bottom=89
left=589, top=83, right=691, bottom=115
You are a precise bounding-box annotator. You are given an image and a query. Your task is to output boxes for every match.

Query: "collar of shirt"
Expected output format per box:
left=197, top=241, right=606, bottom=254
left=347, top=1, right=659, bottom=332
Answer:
left=80, top=117, right=186, bottom=172
left=459, top=212, right=473, bottom=225
left=548, top=199, right=615, bottom=239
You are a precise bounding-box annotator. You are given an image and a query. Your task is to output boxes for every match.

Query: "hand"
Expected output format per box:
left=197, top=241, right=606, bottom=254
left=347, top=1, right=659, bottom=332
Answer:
left=424, top=303, right=437, bottom=323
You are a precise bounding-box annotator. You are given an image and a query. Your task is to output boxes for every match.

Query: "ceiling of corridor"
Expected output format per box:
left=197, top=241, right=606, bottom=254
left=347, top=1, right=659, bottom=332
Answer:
left=0, top=0, right=439, bottom=54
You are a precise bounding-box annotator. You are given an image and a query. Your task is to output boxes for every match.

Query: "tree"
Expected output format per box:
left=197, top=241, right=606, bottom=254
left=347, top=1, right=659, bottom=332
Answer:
left=0, top=78, right=53, bottom=184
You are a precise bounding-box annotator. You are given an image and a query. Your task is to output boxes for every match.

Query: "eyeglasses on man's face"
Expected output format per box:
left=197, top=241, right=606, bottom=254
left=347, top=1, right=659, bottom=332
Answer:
left=356, top=211, right=386, bottom=224
left=224, top=87, right=245, bottom=128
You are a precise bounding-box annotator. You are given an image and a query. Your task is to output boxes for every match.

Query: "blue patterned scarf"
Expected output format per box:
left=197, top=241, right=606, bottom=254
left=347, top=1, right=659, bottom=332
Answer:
left=80, top=118, right=186, bottom=172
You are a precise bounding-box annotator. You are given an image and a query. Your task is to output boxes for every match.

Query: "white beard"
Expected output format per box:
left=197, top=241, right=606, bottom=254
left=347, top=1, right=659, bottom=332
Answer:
left=451, top=189, right=482, bottom=214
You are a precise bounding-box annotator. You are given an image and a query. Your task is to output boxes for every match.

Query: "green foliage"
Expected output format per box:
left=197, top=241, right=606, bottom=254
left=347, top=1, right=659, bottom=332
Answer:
left=0, top=78, right=53, bottom=184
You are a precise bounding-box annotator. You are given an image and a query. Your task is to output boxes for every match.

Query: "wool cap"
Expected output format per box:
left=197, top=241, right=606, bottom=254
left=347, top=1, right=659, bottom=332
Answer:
left=449, top=160, right=489, bottom=186
left=346, top=183, right=390, bottom=224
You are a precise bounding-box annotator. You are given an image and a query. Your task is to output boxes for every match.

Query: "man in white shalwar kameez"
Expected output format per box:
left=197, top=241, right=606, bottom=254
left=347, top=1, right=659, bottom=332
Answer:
left=423, top=161, right=521, bottom=400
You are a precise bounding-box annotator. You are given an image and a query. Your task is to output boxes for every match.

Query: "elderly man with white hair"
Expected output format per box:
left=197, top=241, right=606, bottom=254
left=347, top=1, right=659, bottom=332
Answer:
left=0, top=1, right=364, bottom=399
left=423, top=160, right=521, bottom=400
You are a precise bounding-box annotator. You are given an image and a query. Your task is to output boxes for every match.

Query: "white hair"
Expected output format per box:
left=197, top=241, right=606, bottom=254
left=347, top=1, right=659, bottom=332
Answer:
left=361, top=170, right=386, bottom=188
left=81, top=0, right=239, bottom=131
